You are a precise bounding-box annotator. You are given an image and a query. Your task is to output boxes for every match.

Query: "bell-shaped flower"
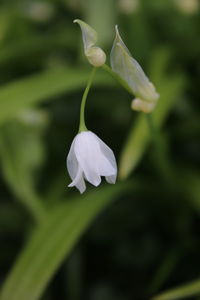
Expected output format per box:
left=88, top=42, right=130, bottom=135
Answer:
left=110, top=25, right=159, bottom=113
left=67, top=131, right=117, bottom=193
left=74, top=19, right=106, bottom=67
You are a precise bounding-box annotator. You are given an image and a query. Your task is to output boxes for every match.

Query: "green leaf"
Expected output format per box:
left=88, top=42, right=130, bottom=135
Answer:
left=148, top=248, right=183, bottom=294
left=119, top=49, right=185, bottom=179
left=0, top=31, right=77, bottom=66
left=0, top=114, right=47, bottom=222
left=0, top=67, right=113, bottom=126
left=0, top=183, right=130, bottom=300
left=152, top=278, right=200, bottom=300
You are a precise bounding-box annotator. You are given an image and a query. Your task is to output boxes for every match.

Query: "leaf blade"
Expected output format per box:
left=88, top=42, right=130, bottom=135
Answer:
left=0, top=68, right=113, bottom=126
left=152, top=278, right=200, bottom=300
left=0, top=183, right=130, bottom=300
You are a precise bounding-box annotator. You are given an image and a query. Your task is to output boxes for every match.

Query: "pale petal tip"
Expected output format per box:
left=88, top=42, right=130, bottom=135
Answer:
left=89, top=177, right=101, bottom=187
left=79, top=187, right=86, bottom=194
left=106, top=175, right=117, bottom=184
left=68, top=182, right=86, bottom=194
left=73, top=19, right=78, bottom=24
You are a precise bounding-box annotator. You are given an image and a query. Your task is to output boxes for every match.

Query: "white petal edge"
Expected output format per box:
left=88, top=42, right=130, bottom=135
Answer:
left=68, top=165, right=86, bottom=194
left=74, top=132, right=102, bottom=187
left=67, top=138, right=78, bottom=180
left=95, top=134, right=117, bottom=174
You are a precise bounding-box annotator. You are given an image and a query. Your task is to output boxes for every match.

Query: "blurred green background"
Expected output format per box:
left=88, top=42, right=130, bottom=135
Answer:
left=0, top=0, right=200, bottom=299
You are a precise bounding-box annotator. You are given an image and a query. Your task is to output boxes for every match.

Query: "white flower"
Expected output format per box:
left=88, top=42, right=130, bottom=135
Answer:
left=110, top=25, right=159, bottom=113
left=74, top=19, right=106, bottom=67
left=67, top=131, right=117, bottom=193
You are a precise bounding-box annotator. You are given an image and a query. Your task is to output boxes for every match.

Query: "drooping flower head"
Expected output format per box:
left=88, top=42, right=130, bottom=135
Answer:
left=110, top=25, right=159, bottom=113
left=67, top=131, right=117, bottom=193
left=74, top=19, right=106, bottom=67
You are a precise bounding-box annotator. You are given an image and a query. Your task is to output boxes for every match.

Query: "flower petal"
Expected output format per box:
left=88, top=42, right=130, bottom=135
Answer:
left=75, top=177, right=86, bottom=194
left=96, top=154, right=116, bottom=176
left=67, top=131, right=117, bottom=192
left=106, top=174, right=117, bottom=184
left=67, top=139, right=78, bottom=180
left=95, top=134, right=117, bottom=172
left=68, top=165, right=86, bottom=194
left=74, top=132, right=102, bottom=187
left=67, top=138, right=86, bottom=193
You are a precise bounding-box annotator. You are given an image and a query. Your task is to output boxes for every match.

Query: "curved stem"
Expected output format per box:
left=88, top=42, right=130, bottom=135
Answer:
left=79, top=67, right=97, bottom=132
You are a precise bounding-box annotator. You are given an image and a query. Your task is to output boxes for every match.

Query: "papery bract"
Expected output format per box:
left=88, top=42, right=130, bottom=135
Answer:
left=67, top=131, right=117, bottom=193
left=110, top=25, right=159, bottom=112
left=131, top=98, right=156, bottom=113
left=74, top=19, right=106, bottom=67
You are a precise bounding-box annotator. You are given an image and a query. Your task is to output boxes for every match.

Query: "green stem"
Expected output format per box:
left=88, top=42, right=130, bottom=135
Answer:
left=79, top=67, right=97, bottom=132
left=102, top=64, right=133, bottom=95
left=146, top=113, right=156, bottom=138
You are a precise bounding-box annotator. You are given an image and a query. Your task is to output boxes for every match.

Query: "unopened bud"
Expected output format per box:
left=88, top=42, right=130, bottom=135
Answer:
left=86, top=47, right=106, bottom=67
left=74, top=19, right=106, bottom=67
left=131, top=98, right=156, bottom=113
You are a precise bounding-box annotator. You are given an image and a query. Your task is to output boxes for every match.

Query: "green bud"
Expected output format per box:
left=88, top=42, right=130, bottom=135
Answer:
left=111, top=25, right=159, bottom=112
left=74, top=19, right=106, bottom=67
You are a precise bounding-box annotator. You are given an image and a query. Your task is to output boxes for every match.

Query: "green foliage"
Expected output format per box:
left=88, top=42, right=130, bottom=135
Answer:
left=0, top=68, right=113, bottom=126
left=1, top=183, right=129, bottom=300
left=0, top=1, right=200, bottom=300
left=153, top=278, right=200, bottom=300
left=0, top=114, right=47, bottom=222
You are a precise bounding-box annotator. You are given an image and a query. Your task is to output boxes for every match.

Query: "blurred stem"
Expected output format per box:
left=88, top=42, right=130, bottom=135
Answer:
left=146, top=113, right=156, bottom=138
left=19, top=182, right=46, bottom=223
left=148, top=248, right=183, bottom=295
left=152, top=278, right=200, bottom=300
left=102, top=64, right=133, bottom=95
left=79, top=67, right=97, bottom=132
left=145, top=113, right=174, bottom=185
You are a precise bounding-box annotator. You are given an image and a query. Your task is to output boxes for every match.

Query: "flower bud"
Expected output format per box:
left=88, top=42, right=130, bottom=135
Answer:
left=86, top=46, right=106, bottom=67
left=111, top=25, right=159, bottom=112
left=131, top=98, right=156, bottom=113
left=74, top=19, right=106, bottom=67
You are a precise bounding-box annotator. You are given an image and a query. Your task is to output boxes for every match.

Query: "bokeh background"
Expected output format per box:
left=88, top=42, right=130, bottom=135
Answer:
left=0, top=0, right=200, bottom=300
